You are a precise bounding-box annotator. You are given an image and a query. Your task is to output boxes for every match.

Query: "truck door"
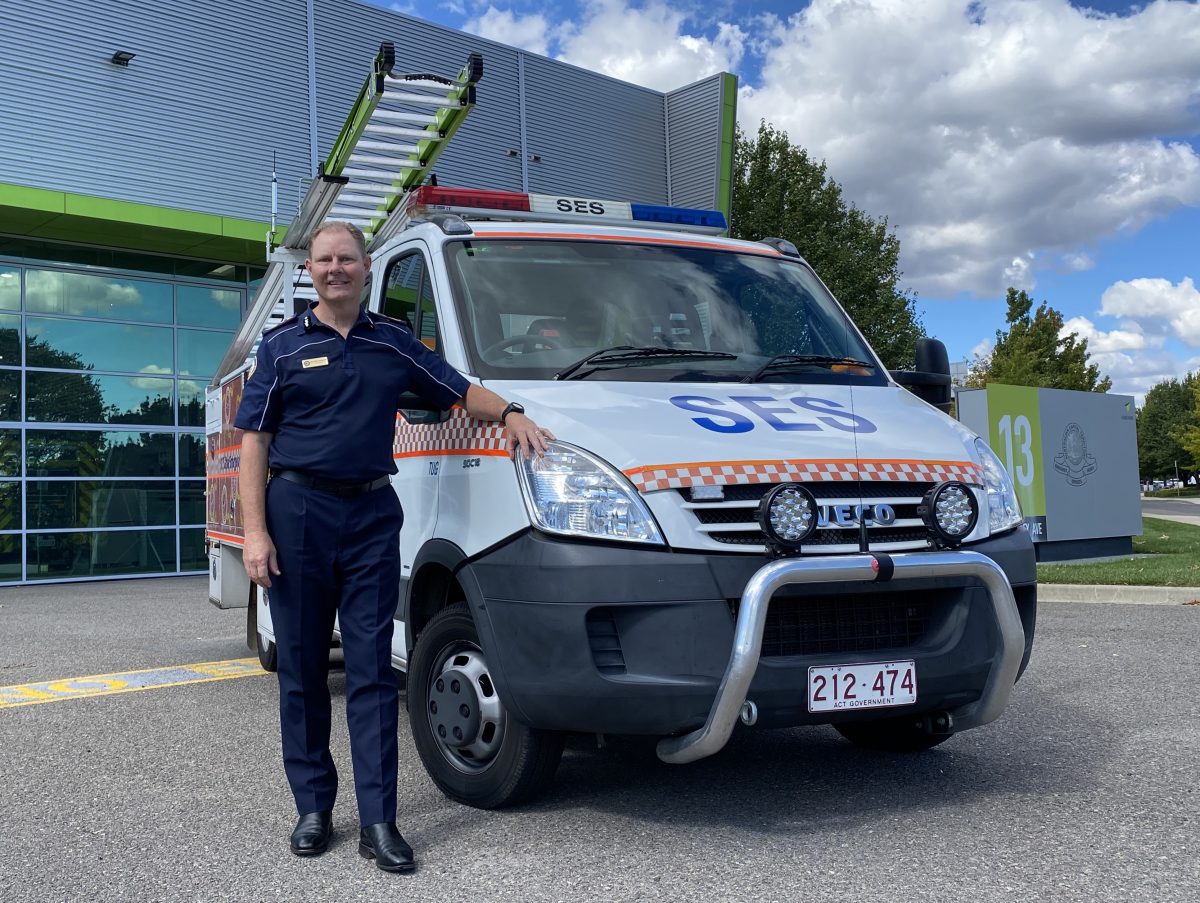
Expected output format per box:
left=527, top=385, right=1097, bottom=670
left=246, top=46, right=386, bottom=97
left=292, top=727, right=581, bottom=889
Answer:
left=375, top=245, right=446, bottom=655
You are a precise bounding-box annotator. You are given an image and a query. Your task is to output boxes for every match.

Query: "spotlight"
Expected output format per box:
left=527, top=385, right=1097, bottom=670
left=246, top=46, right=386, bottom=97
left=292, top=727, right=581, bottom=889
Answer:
left=757, top=483, right=818, bottom=556
left=110, top=51, right=136, bottom=67
left=918, top=481, right=979, bottom=548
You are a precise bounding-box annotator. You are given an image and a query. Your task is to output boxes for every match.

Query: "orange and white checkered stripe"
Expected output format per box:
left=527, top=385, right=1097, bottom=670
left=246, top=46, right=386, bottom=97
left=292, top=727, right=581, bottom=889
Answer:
left=624, top=458, right=983, bottom=493
left=392, top=408, right=509, bottom=458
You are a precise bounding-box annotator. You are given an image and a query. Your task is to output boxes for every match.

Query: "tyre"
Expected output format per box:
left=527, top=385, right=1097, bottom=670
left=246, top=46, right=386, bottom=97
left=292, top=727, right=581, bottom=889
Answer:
left=408, top=603, right=563, bottom=808
left=833, top=714, right=954, bottom=752
left=256, top=626, right=278, bottom=673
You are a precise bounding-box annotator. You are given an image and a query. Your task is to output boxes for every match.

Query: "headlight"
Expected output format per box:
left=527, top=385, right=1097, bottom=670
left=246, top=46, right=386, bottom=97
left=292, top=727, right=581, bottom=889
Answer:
left=975, top=438, right=1023, bottom=534
left=515, top=441, right=664, bottom=544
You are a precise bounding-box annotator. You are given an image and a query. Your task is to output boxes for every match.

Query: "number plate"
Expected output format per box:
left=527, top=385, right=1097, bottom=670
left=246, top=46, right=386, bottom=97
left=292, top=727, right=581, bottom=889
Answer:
left=808, top=660, right=917, bottom=713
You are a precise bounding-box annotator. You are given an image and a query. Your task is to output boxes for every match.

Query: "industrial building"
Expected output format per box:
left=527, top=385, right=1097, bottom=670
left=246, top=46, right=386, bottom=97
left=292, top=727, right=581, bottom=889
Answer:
left=0, top=0, right=735, bottom=584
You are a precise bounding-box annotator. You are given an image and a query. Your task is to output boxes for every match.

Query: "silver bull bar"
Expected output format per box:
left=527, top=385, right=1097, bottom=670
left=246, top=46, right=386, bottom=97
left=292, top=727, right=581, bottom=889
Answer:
left=656, top=550, right=1024, bottom=765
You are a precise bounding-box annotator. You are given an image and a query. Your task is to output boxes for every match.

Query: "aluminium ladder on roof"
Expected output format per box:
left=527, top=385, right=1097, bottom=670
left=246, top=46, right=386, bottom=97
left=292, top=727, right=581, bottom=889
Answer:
left=210, top=43, right=483, bottom=385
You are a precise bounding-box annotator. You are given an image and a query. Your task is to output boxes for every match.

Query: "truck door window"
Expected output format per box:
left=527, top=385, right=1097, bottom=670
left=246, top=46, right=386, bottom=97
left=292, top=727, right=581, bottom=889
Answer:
left=382, top=252, right=441, bottom=352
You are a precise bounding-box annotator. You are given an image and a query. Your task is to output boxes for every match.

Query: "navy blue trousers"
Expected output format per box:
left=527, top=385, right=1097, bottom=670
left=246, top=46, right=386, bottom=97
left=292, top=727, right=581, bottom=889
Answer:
left=265, top=476, right=404, bottom=826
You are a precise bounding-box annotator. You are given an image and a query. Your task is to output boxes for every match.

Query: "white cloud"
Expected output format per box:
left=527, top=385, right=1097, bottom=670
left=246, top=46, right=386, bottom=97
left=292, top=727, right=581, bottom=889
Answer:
left=1003, top=253, right=1035, bottom=291
left=1100, top=276, right=1200, bottom=346
left=1060, top=315, right=1148, bottom=354
left=1061, top=252, right=1094, bottom=272
left=737, top=0, right=1200, bottom=297
left=465, top=5, right=553, bottom=56
left=1086, top=348, right=1181, bottom=402
left=462, top=1, right=744, bottom=90
left=555, top=0, right=744, bottom=91
left=970, top=336, right=993, bottom=360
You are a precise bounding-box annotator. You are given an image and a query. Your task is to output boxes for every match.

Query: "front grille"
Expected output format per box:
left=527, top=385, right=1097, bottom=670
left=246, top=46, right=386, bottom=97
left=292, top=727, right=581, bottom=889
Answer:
left=735, top=589, right=946, bottom=657
left=679, top=481, right=937, bottom=552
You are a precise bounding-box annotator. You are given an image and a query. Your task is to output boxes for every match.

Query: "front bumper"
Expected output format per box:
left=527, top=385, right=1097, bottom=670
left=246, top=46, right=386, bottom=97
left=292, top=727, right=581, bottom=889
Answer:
left=460, top=528, right=1035, bottom=760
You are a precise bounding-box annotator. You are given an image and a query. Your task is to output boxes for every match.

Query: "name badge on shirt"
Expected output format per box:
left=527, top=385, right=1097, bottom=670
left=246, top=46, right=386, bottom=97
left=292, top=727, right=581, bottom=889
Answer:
left=302, top=356, right=330, bottom=369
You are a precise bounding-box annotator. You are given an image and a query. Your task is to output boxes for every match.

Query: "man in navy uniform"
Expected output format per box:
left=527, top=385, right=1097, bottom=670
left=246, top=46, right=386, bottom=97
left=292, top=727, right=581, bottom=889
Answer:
left=236, top=221, right=551, bottom=873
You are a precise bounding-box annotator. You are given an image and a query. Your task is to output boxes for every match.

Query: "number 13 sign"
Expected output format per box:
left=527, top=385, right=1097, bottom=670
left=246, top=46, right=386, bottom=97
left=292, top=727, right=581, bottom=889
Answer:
left=985, top=384, right=1047, bottom=530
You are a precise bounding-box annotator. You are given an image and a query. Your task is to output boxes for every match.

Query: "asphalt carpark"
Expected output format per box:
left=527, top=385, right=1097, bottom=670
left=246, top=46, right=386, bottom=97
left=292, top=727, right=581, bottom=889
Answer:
left=2, top=575, right=1198, bottom=903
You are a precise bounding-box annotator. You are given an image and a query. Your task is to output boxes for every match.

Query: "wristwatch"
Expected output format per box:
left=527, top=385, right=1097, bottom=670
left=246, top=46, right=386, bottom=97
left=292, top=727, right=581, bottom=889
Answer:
left=500, top=401, right=525, bottom=423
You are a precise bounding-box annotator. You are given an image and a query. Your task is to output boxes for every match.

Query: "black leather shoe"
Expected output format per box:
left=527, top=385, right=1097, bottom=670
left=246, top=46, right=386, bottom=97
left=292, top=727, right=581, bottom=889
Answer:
left=289, top=810, right=333, bottom=857
left=358, top=822, right=415, bottom=873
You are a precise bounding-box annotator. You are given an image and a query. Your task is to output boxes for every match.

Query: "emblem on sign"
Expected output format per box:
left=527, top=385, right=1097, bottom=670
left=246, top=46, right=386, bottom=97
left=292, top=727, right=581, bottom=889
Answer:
left=1052, top=422, right=1098, bottom=486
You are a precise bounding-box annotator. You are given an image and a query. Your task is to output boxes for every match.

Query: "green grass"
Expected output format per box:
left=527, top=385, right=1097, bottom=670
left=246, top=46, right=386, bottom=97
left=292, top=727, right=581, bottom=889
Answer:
left=1036, top=517, right=1200, bottom=587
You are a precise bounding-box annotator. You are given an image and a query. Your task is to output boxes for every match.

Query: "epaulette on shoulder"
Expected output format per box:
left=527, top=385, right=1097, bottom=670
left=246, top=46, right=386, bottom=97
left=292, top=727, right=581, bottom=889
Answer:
left=262, top=313, right=301, bottom=336
left=370, top=310, right=414, bottom=332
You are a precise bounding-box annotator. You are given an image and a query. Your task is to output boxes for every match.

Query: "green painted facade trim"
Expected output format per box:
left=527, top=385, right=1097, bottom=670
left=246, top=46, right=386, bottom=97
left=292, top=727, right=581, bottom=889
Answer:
left=0, top=182, right=271, bottom=265
left=717, top=72, right=738, bottom=220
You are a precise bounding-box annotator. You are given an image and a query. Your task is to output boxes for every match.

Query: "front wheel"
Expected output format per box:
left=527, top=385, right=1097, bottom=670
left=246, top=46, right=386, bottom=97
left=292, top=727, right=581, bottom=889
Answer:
left=256, top=626, right=278, bottom=673
left=408, top=603, right=563, bottom=808
left=833, top=714, right=954, bottom=752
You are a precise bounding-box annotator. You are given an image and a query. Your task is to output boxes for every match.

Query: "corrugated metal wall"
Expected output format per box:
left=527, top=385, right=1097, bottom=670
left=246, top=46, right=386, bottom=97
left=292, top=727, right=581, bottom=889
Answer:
left=1, top=0, right=313, bottom=224
left=521, top=55, right=668, bottom=202
left=665, top=75, right=726, bottom=210
left=2, top=0, right=727, bottom=230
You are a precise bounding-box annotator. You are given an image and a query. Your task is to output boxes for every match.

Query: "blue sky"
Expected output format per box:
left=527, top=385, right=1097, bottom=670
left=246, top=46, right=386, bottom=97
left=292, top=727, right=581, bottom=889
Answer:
left=369, top=0, right=1200, bottom=400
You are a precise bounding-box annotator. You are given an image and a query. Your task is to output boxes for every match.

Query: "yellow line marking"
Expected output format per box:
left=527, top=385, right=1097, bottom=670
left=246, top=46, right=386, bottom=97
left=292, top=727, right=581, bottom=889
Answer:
left=0, top=657, right=269, bottom=709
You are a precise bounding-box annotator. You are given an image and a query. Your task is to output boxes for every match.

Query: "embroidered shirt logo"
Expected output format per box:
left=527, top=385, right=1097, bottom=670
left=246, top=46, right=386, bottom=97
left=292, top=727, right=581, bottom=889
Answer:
left=302, top=356, right=330, bottom=369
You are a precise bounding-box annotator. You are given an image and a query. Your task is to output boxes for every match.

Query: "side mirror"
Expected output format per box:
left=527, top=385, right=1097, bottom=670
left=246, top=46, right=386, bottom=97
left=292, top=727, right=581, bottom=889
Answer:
left=398, top=392, right=452, bottom=425
left=889, top=338, right=952, bottom=412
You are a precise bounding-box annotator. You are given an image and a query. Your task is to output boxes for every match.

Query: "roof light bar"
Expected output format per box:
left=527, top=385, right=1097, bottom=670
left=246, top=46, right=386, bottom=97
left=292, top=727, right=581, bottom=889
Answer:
left=403, top=185, right=727, bottom=234
left=630, top=202, right=727, bottom=231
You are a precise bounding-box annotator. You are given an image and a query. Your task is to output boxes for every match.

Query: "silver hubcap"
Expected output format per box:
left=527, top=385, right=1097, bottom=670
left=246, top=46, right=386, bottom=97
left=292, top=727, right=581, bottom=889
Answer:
left=426, top=644, right=505, bottom=773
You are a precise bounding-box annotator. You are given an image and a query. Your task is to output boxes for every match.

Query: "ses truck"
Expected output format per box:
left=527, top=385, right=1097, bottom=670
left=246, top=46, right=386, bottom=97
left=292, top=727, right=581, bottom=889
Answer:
left=206, top=49, right=1035, bottom=810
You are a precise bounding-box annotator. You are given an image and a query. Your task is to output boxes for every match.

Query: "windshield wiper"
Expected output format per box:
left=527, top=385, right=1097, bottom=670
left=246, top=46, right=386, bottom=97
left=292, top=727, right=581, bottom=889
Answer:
left=741, top=353, right=876, bottom=383
left=554, top=346, right=737, bottom=381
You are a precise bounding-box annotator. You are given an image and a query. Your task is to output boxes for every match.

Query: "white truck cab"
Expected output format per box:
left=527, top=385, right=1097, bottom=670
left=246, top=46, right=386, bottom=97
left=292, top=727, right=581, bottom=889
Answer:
left=218, top=185, right=1036, bottom=808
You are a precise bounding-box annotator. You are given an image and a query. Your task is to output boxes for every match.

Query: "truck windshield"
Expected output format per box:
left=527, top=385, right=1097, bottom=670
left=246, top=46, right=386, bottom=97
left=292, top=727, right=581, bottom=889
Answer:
left=444, top=239, right=887, bottom=385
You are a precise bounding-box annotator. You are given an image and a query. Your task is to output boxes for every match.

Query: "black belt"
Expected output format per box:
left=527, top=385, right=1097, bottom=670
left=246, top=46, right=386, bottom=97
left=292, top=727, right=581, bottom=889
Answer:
left=271, top=469, right=391, bottom=498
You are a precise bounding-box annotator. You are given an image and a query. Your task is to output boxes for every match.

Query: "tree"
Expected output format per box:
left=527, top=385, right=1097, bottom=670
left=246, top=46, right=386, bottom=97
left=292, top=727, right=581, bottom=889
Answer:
left=1137, top=373, right=1198, bottom=483
left=965, top=288, right=1112, bottom=392
left=730, top=122, right=924, bottom=368
left=1174, top=381, right=1200, bottom=482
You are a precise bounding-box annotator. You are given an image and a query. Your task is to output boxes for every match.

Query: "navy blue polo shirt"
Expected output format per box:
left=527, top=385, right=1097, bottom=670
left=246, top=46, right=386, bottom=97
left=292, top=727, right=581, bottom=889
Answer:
left=235, top=302, right=470, bottom=482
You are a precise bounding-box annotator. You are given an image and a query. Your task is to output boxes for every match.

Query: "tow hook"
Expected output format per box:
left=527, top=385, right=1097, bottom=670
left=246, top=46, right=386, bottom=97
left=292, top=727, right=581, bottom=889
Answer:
left=923, top=712, right=954, bottom=735
left=739, top=700, right=758, bottom=726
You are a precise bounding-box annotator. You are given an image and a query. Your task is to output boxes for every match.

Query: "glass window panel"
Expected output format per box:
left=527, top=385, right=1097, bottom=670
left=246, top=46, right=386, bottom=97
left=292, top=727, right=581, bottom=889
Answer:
left=0, top=429, right=18, bottom=476
left=174, top=261, right=247, bottom=283
left=26, top=317, right=173, bottom=373
left=26, top=429, right=175, bottom=478
left=26, top=529, right=177, bottom=580
left=0, top=370, right=17, bottom=422
left=0, top=481, right=19, bottom=530
left=0, top=312, right=18, bottom=366
left=383, top=253, right=424, bottom=325
left=177, top=328, right=231, bottom=378
left=0, top=533, right=20, bottom=582
left=179, top=379, right=205, bottom=427
left=25, top=269, right=172, bottom=322
left=178, top=285, right=242, bottom=328
left=0, top=238, right=177, bottom=278
left=180, top=480, right=205, bottom=524
left=0, top=267, right=18, bottom=310
left=27, top=480, right=176, bottom=529
left=180, top=527, right=206, bottom=571
left=26, top=372, right=173, bottom=426
left=179, top=433, right=204, bottom=477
